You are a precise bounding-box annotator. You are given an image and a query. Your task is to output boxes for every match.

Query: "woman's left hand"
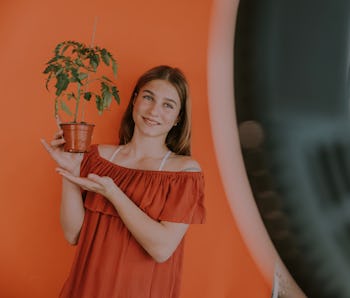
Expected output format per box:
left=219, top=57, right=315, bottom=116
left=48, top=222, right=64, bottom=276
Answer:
left=56, top=168, right=119, bottom=200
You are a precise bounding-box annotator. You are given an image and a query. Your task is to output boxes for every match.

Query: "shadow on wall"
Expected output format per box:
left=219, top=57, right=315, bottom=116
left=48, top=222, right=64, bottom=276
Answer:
left=234, top=0, right=350, bottom=297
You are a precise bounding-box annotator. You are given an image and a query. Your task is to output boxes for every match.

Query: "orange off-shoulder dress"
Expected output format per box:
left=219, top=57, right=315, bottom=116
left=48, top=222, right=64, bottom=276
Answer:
left=59, top=145, right=206, bottom=298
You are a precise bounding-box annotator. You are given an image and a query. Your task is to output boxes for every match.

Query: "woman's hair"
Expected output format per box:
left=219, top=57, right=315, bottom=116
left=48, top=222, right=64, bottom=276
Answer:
left=119, top=65, right=192, bottom=156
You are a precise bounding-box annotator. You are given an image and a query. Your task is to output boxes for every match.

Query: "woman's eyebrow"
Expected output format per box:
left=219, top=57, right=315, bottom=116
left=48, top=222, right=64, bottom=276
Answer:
left=164, top=98, right=178, bottom=106
left=142, top=89, right=154, bottom=95
left=142, top=89, right=178, bottom=106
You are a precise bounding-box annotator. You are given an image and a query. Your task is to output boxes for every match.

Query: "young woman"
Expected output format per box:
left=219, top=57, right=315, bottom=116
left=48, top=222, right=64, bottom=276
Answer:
left=41, top=65, right=205, bottom=298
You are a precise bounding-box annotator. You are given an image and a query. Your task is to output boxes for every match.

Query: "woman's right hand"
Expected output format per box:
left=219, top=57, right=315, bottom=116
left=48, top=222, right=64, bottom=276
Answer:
left=41, top=117, right=84, bottom=176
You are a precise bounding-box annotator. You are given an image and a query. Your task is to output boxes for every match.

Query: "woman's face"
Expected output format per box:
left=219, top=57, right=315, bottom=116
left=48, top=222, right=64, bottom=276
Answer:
left=132, top=79, right=181, bottom=140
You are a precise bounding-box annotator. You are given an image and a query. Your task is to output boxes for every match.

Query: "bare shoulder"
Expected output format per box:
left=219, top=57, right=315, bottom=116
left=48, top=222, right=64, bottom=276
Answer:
left=170, top=154, right=202, bottom=172
left=96, top=144, right=119, bottom=159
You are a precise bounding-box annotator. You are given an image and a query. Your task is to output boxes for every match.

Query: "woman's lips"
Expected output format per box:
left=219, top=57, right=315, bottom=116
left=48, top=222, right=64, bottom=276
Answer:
left=143, top=117, right=160, bottom=126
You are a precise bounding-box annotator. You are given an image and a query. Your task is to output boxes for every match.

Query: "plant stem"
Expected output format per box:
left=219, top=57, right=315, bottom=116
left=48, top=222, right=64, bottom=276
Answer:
left=81, top=16, right=98, bottom=123
left=74, top=83, right=81, bottom=123
left=81, top=88, right=86, bottom=122
left=91, top=17, right=98, bottom=47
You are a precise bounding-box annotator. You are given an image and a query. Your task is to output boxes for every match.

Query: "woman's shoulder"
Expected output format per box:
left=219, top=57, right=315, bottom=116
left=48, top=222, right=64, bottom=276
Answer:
left=169, top=154, right=202, bottom=172
left=92, top=144, right=201, bottom=173
left=94, top=144, right=119, bottom=159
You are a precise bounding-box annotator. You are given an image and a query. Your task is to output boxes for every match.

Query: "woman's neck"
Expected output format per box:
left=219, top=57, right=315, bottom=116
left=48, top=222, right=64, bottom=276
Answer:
left=125, top=134, right=169, bottom=159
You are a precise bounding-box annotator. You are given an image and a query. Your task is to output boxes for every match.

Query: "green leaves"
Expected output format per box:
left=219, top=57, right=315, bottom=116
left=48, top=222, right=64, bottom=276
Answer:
left=60, top=99, right=73, bottom=116
left=101, top=48, right=118, bottom=77
left=89, top=53, right=100, bottom=71
left=101, top=82, right=112, bottom=106
left=93, top=82, right=112, bottom=114
left=74, top=58, right=84, bottom=67
left=43, top=40, right=120, bottom=122
left=95, top=95, right=103, bottom=114
left=55, top=73, right=69, bottom=96
left=112, top=86, right=120, bottom=104
left=43, top=64, right=56, bottom=74
left=101, top=49, right=110, bottom=66
left=112, top=59, right=118, bottom=77
left=83, top=92, right=92, bottom=101
left=91, top=81, right=120, bottom=114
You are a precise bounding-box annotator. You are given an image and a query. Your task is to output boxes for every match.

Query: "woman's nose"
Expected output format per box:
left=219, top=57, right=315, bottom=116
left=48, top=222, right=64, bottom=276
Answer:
left=148, top=102, right=160, bottom=115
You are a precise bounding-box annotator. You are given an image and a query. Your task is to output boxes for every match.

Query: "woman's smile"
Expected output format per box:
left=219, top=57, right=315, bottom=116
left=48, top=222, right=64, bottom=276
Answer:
left=142, top=116, right=161, bottom=126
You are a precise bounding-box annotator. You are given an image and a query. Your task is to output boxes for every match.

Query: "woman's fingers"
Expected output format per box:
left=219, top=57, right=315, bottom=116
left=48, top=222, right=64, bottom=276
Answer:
left=56, top=169, right=115, bottom=198
left=88, top=174, right=113, bottom=187
left=41, top=139, right=62, bottom=163
left=41, top=137, right=65, bottom=153
left=41, top=116, right=65, bottom=156
left=57, top=168, right=100, bottom=190
left=50, top=138, right=66, bottom=147
left=40, top=138, right=52, bottom=153
left=41, top=135, right=82, bottom=175
left=53, top=130, right=64, bottom=140
left=48, top=128, right=65, bottom=148
left=87, top=173, right=102, bottom=182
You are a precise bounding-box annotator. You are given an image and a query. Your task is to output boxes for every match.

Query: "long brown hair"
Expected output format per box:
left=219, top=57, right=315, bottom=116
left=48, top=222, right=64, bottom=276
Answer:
left=119, top=65, right=192, bottom=156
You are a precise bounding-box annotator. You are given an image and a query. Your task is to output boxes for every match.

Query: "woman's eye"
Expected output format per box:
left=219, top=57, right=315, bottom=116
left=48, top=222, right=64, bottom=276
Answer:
left=164, top=103, right=174, bottom=109
left=143, top=95, right=153, bottom=101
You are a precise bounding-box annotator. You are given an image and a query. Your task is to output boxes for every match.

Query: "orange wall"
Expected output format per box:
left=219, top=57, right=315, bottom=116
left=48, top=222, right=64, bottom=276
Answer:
left=0, top=0, right=270, bottom=297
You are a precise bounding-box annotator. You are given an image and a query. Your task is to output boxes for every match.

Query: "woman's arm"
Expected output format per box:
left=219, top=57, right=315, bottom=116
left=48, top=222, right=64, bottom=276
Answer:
left=60, top=178, right=85, bottom=245
left=41, top=138, right=85, bottom=244
left=108, top=184, right=189, bottom=263
left=56, top=170, right=190, bottom=263
left=41, top=117, right=85, bottom=245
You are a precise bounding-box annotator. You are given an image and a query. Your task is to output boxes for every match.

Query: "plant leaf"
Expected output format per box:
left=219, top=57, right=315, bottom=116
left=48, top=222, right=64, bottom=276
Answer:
left=70, top=68, right=82, bottom=84
left=112, top=59, right=118, bottom=77
left=55, top=68, right=64, bottom=76
left=89, top=54, right=100, bottom=71
left=95, top=95, right=103, bottom=113
left=45, top=73, right=53, bottom=91
left=101, top=82, right=112, bottom=109
left=61, top=43, right=71, bottom=55
left=46, top=56, right=59, bottom=65
left=75, top=58, right=84, bottom=67
left=84, top=92, right=92, bottom=101
left=60, top=99, right=73, bottom=116
left=43, top=64, right=54, bottom=74
left=54, top=42, right=65, bottom=56
left=111, top=86, right=120, bottom=104
left=101, top=82, right=109, bottom=93
left=78, top=72, right=88, bottom=80
left=103, top=90, right=112, bottom=109
left=101, top=49, right=110, bottom=66
left=101, top=75, right=113, bottom=83
left=55, top=73, right=69, bottom=96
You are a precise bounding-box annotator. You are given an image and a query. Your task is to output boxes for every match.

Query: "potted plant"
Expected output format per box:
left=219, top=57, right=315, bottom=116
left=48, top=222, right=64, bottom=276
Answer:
left=43, top=40, right=120, bottom=152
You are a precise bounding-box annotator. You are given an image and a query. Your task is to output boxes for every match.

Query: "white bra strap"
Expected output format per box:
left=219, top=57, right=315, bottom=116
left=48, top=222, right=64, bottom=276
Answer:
left=109, top=146, right=123, bottom=162
left=158, top=150, right=172, bottom=171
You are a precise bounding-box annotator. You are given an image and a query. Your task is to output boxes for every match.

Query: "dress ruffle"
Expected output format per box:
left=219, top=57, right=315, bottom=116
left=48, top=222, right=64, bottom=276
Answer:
left=80, top=144, right=206, bottom=224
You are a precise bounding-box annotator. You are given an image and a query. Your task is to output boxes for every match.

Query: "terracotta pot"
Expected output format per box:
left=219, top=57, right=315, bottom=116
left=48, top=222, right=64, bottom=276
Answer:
left=60, top=123, right=95, bottom=153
